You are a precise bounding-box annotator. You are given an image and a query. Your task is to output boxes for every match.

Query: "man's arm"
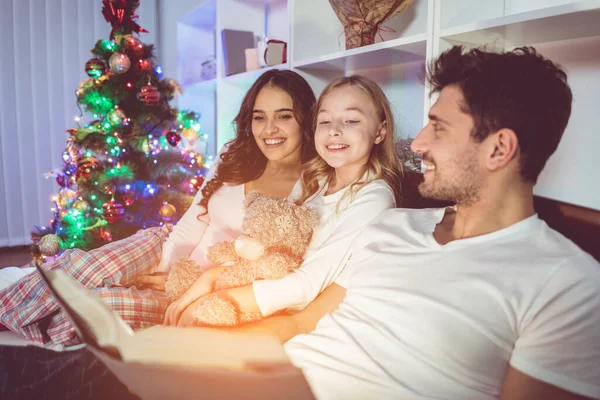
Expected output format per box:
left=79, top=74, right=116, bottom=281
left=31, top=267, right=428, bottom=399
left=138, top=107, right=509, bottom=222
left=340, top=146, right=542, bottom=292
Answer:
left=227, top=283, right=347, bottom=343
left=500, top=366, right=594, bottom=400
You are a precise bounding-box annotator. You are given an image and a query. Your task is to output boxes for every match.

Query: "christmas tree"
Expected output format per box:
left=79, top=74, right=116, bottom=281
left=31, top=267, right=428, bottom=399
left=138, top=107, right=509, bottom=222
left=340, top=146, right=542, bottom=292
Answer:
left=31, top=0, right=212, bottom=264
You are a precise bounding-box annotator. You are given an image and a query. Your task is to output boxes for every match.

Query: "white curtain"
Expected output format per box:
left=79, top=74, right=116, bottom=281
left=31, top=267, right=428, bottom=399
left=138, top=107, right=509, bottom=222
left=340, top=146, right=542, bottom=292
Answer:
left=0, top=0, right=157, bottom=247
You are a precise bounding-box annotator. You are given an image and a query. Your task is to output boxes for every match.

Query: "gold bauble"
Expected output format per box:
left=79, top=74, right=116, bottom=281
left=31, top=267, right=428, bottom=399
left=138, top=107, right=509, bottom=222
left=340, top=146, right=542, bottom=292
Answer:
left=58, top=189, right=78, bottom=208
left=159, top=203, right=177, bottom=221
left=38, top=234, right=62, bottom=256
left=73, top=199, right=90, bottom=211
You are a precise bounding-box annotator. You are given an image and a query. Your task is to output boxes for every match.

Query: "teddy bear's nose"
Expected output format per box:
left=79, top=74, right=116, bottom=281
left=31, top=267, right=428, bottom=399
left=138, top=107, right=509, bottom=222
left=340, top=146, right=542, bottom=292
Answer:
left=234, top=234, right=265, bottom=261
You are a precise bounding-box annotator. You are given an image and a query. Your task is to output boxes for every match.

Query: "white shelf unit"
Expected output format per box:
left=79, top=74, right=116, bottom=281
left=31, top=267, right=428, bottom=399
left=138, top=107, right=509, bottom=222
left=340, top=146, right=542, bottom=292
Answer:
left=175, top=0, right=600, bottom=210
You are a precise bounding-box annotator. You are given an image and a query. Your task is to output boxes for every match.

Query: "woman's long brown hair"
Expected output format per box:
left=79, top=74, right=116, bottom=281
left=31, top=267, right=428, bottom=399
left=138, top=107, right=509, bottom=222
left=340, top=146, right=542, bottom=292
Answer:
left=198, top=69, right=317, bottom=216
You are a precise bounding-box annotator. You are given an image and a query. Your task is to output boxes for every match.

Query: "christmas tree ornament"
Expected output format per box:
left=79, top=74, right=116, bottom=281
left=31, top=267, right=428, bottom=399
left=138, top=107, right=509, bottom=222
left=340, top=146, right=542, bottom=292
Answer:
left=154, top=64, right=164, bottom=78
left=122, top=191, right=135, bottom=206
left=123, top=35, right=144, bottom=55
left=166, top=131, right=181, bottom=147
left=102, top=0, right=148, bottom=40
left=58, top=189, right=78, bottom=208
left=182, top=127, right=199, bottom=142
left=196, top=154, right=205, bottom=166
left=109, top=52, right=131, bottom=74
left=59, top=209, right=69, bottom=218
left=77, top=157, right=99, bottom=180
left=99, top=229, right=113, bottom=242
left=102, top=200, right=125, bottom=223
left=138, top=84, right=160, bottom=105
left=38, top=234, right=62, bottom=256
left=73, top=199, right=90, bottom=212
left=99, top=39, right=117, bottom=52
left=159, top=203, right=177, bottom=221
left=56, top=174, right=68, bottom=188
left=137, top=58, right=152, bottom=72
left=85, top=58, right=107, bottom=78
left=190, top=175, right=205, bottom=191
left=107, top=108, right=126, bottom=126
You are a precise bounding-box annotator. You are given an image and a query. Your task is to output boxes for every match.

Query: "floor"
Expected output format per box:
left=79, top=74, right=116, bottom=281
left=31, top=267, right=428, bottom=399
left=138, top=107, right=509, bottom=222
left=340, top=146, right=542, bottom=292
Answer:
left=0, top=246, right=31, bottom=269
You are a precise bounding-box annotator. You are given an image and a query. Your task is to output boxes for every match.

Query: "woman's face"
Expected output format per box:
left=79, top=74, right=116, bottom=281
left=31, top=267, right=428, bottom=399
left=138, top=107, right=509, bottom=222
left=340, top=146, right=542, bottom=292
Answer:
left=315, top=85, right=385, bottom=175
left=252, top=86, right=303, bottom=163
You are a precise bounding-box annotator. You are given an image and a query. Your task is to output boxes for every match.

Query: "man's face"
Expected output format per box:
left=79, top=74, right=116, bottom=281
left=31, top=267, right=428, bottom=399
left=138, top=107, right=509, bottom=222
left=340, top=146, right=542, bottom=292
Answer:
left=410, top=85, right=484, bottom=206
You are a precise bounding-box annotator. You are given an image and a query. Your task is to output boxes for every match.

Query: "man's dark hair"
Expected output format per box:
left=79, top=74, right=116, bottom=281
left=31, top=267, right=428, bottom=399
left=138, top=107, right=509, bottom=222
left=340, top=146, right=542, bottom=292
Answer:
left=426, top=46, right=572, bottom=183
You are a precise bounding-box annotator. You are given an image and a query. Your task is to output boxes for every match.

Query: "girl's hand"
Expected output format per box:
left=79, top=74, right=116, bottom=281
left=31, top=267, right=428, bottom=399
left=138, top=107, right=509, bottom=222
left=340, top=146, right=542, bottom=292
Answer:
left=176, top=295, right=211, bottom=327
left=135, top=273, right=168, bottom=291
left=163, top=266, right=226, bottom=326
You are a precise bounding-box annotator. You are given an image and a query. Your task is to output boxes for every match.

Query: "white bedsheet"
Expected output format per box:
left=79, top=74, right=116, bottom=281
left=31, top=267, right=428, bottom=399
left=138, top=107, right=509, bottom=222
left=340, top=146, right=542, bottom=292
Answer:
left=0, top=266, right=35, bottom=291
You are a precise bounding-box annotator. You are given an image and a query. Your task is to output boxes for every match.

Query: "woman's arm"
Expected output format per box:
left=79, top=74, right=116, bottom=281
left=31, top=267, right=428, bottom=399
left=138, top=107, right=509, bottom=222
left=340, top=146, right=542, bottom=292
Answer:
left=154, top=149, right=222, bottom=273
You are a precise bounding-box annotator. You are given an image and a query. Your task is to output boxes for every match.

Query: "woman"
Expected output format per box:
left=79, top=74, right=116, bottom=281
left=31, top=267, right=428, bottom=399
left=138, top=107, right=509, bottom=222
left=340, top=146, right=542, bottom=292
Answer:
left=0, top=69, right=317, bottom=346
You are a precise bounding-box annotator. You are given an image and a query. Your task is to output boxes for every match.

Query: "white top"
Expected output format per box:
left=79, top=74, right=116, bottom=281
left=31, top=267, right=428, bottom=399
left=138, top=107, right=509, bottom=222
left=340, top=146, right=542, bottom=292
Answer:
left=157, top=164, right=303, bottom=273
left=285, top=208, right=600, bottom=400
left=253, top=179, right=396, bottom=316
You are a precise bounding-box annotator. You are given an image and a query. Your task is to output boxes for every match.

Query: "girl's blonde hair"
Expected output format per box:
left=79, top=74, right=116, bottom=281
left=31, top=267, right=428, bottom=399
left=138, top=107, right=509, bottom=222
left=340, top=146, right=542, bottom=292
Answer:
left=296, top=75, right=403, bottom=207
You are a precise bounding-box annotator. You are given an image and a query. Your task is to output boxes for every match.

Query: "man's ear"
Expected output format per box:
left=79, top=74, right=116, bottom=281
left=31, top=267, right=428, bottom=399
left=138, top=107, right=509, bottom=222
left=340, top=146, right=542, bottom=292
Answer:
left=375, top=121, right=387, bottom=144
left=485, top=128, right=519, bottom=171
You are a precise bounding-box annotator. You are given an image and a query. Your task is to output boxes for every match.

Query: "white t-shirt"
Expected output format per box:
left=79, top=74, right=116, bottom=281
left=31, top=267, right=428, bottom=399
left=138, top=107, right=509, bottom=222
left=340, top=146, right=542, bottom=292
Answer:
left=253, top=179, right=396, bottom=316
left=285, top=207, right=600, bottom=400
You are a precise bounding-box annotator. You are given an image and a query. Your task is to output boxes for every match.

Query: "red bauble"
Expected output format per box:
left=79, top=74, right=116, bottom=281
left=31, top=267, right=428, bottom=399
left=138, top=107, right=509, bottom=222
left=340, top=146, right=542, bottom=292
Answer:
left=102, top=200, right=125, bottom=223
left=124, top=36, right=144, bottom=55
left=122, top=191, right=136, bottom=206
left=166, top=131, right=181, bottom=147
left=76, top=157, right=99, bottom=180
left=85, top=58, right=107, bottom=78
left=137, top=58, right=151, bottom=72
left=138, top=84, right=160, bottom=105
left=56, top=174, right=67, bottom=187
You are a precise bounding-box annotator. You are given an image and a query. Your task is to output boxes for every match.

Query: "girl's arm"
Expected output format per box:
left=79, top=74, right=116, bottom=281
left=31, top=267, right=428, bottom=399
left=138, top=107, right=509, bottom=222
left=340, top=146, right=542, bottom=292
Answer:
left=211, top=181, right=396, bottom=315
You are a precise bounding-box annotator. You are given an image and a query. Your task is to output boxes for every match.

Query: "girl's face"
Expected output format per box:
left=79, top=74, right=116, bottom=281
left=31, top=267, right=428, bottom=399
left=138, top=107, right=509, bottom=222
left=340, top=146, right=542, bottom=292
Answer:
left=315, top=85, right=386, bottom=175
left=252, top=86, right=303, bottom=163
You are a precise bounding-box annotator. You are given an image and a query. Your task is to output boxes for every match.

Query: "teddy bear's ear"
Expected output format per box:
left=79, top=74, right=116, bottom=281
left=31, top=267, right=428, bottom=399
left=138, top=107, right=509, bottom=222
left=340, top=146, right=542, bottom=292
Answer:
left=244, top=190, right=263, bottom=208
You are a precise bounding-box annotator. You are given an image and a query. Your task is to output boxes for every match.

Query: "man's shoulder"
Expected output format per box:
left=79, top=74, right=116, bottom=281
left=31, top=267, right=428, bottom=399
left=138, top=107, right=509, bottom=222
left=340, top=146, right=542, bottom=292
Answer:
left=536, top=219, right=599, bottom=272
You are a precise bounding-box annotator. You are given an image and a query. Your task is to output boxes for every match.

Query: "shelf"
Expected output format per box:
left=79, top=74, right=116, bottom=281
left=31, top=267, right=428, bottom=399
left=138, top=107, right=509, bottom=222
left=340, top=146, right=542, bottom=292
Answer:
left=179, top=0, right=216, bottom=28
left=220, top=63, right=289, bottom=85
left=439, top=1, right=600, bottom=47
left=292, top=34, right=427, bottom=72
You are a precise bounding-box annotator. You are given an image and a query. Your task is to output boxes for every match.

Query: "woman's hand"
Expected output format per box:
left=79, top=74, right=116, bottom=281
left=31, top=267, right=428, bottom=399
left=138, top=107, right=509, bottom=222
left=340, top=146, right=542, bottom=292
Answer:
left=163, top=266, right=227, bottom=326
left=135, top=273, right=168, bottom=291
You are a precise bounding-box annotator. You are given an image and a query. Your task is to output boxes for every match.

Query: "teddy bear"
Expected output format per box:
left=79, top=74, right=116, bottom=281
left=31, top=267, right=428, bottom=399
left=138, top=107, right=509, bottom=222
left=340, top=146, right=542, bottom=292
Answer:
left=165, top=191, right=318, bottom=326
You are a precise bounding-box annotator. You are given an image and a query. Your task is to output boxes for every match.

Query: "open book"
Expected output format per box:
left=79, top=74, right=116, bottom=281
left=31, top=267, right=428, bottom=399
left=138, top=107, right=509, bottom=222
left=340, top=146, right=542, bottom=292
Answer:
left=36, top=265, right=315, bottom=400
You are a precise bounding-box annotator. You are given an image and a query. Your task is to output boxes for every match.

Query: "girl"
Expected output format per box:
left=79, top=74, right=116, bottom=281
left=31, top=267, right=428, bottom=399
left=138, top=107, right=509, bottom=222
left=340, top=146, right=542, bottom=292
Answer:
left=166, top=75, right=403, bottom=326
left=0, top=69, right=317, bottom=344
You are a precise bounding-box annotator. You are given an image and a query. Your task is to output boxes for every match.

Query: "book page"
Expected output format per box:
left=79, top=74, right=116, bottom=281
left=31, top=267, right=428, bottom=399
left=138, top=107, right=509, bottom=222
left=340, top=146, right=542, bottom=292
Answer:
left=120, top=325, right=290, bottom=370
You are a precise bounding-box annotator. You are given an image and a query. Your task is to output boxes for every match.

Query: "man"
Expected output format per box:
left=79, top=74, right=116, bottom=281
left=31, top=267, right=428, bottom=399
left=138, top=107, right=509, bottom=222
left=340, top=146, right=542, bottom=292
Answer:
left=2, top=46, right=599, bottom=400
left=237, top=45, right=600, bottom=399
